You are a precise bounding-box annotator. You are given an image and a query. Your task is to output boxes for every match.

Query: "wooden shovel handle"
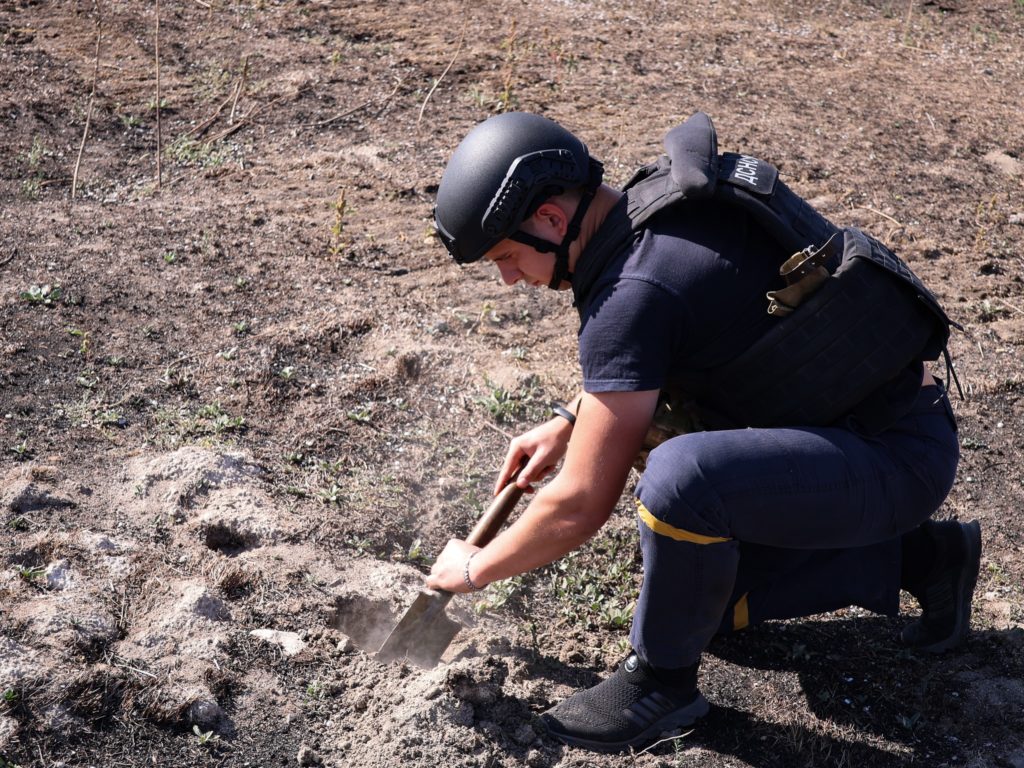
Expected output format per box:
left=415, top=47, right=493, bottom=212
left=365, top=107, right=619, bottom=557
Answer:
left=465, top=465, right=525, bottom=547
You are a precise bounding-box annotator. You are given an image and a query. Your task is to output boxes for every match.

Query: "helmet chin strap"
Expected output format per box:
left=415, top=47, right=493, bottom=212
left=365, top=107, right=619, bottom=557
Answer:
left=509, top=186, right=597, bottom=290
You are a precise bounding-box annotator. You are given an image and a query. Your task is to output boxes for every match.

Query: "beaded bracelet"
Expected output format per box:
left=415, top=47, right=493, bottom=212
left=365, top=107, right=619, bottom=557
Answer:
left=463, top=551, right=483, bottom=591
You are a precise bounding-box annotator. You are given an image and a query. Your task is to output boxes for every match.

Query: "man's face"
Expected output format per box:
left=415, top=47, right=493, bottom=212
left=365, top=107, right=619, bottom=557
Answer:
left=484, top=239, right=554, bottom=288
left=482, top=201, right=568, bottom=289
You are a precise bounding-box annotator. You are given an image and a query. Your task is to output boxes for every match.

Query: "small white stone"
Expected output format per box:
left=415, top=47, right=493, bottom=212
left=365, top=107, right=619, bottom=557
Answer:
left=250, top=629, right=307, bottom=656
left=45, top=560, right=73, bottom=590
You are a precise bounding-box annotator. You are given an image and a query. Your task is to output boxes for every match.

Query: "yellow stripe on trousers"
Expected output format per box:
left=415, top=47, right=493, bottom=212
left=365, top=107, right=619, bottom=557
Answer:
left=635, top=500, right=731, bottom=545
left=733, top=594, right=750, bottom=630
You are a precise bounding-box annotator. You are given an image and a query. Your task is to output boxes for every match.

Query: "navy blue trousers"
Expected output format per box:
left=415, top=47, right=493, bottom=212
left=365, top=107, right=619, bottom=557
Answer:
left=631, top=384, right=959, bottom=668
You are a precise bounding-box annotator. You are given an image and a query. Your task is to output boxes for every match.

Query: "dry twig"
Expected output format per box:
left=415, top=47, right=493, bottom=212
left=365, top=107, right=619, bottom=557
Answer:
left=154, top=0, right=162, bottom=190
left=229, top=54, right=249, bottom=124
left=901, top=0, right=915, bottom=46
left=72, top=1, right=102, bottom=200
left=182, top=90, right=233, bottom=140
left=997, top=298, right=1024, bottom=316
left=312, top=99, right=371, bottom=127
left=417, top=22, right=467, bottom=133
left=856, top=205, right=904, bottom=228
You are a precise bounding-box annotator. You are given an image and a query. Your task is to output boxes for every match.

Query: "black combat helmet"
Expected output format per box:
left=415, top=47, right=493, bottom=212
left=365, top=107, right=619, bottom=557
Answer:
left=434, top=112, right=603, bottom=288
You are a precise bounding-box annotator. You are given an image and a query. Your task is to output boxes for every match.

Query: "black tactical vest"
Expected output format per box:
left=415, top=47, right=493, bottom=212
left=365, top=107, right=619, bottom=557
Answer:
left=572, top=112, right=958, bottom=431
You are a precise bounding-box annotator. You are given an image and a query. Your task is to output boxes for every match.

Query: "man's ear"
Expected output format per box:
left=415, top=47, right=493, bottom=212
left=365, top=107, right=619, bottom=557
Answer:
left=531, top=201, right=569, bottom=239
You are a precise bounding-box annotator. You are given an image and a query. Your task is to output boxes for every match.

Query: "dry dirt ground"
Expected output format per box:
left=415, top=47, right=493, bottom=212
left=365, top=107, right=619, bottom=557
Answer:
left=2, top=1, right=1023, bottom=766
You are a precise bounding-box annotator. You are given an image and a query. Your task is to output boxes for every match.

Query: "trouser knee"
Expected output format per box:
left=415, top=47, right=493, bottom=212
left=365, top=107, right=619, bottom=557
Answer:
left=635, top=435, right=732, bottom=540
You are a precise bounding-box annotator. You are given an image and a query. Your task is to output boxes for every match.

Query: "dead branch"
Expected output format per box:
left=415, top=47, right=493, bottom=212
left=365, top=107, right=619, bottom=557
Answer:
left=901, top=0, right=914, bottom=46
left=229, top=54, right=249, bottom=124
left=310, top=76, right=402, bottom=129
left=72, top=0, right=102, bottom=201
left=182, top=90, right=234, bottom=140
left=856, top=205, right=904, bottom=228
left=205, top=86, right=310, bottom=145
left=417, top=22, right=467, bottom=133
left=310, top=98, right=372, bottom=128
left=997, top=298, right=1024, bottom=316
left=0, top=248, right=15, bottom=268
left=154, top=0, right=162, bottom=190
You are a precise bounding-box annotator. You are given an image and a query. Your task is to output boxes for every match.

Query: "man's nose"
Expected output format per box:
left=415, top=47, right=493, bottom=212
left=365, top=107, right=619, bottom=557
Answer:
left=497, top=262, right=520, bottom=286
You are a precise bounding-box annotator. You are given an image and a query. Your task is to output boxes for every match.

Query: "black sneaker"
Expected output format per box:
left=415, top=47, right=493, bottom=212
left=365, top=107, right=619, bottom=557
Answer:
left=541, top=653, right=709, bottom=753
left=901, top=519, right=982, bottom=653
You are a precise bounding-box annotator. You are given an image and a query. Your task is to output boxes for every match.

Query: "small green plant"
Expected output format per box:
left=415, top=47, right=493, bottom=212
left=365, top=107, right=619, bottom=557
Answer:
left=21, top=177, right=42, bottom=199
left=232, top=320, right=250, bottom=334
left=217, top=347, right=238, bottom=361
left=162, top=250, right=178, bottom=264
left=476, top=381, right=521, bottom=424
left=305, top=680, right=325, bottom=700
left=3, top=688, right=18, bottom=704
left=544, top=531, right=639, bottom=632
left=329, top=189, right=348, bottom=255
left=8, top=442, right=31, bottom=461
left=474, top=575, right=525, bottom=615
left=19, top=137, right=50, bottom=199
left=76, top=371, right=98, bottom=389
left=17, top=565, right=46, bottom=582
left=192, top=724, right=220, bottom=746
left=119, top=112, right=142, bottom=129
left=67, top=327, right=91, bottom=356
left=166, top=136, right=227, bottom=168
left=345, top=535, right=373, bottom=554
left=346, top=405, right=372, bottom=424
left=19, top=284, right=62, bottom=306
left=277, top=366, right=297, bottom=381
left=405, top=538, right=431, bottom=565
left=25, top=137, right=47, bottom=167
left=7, top=516, right=29, bottom=531
left=317, top=483, right=343, bottom=505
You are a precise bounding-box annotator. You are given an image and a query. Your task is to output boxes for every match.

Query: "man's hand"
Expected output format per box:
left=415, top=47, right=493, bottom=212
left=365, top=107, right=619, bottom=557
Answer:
left=426, top=539, right=480, bottom=593
left=494, top=414, right=574, bottom=495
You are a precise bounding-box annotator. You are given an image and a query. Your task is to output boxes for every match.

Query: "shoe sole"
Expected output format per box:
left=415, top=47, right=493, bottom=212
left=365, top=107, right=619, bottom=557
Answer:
left=543, top=693, right=710, bottom=754
left=911, top=519, right=982, bottom=653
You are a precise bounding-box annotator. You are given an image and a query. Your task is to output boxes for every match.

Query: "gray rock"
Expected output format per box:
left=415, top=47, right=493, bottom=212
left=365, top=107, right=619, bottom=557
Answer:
left=188, top=699, right=225, bottom=730
left=297, top=743, right=323, bottom=766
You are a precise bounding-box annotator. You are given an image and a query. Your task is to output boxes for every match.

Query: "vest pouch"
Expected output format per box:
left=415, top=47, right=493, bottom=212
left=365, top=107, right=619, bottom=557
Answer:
left=681, top=227, right=939, bottom=429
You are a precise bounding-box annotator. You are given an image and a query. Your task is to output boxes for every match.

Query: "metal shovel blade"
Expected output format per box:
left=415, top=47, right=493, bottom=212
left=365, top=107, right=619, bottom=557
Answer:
left=376, top=588, right=460, bottom=668
left=376, top=475, right=525, bottom=668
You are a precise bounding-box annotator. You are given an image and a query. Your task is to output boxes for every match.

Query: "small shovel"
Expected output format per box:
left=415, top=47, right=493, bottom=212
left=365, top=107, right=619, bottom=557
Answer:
left=377, top=474, right=525, bottom=667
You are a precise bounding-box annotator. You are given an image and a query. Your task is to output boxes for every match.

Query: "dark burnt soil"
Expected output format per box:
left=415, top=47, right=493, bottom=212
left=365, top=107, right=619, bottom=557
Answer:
left=1, top=1, right=1023, bottom=767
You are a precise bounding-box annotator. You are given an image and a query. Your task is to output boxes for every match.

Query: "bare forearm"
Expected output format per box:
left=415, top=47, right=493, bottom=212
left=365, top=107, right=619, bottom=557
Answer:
left=471, top=481, right=610, bottom=584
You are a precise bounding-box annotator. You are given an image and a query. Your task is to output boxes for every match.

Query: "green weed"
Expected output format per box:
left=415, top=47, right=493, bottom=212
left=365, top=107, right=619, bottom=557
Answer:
left=329, top=189, right=348, bottom=256
left=19, top=137, right=50, bottom=198
left=544, top=531, right=639, bottom=631
left=166, top=136, right=227, bottom=168
left=17, top=565, right=46, bottom=582
left=67, top=327, right=91, bottom=356
left=7, top=441, right=31, bottom=461
left=346, top=405, right=372, bottom=424
left=19, top=284, right=62, bottom=306
left=192, top=724, right=220, bottom=746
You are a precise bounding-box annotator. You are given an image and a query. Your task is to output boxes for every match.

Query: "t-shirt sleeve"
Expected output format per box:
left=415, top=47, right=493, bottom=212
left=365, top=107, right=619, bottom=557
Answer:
left=577, top=277, right=684, bottom=393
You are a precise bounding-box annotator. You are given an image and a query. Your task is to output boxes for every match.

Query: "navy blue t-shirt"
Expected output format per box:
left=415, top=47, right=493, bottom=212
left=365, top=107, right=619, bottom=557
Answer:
left=578, top=199, right=787, bottom=395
